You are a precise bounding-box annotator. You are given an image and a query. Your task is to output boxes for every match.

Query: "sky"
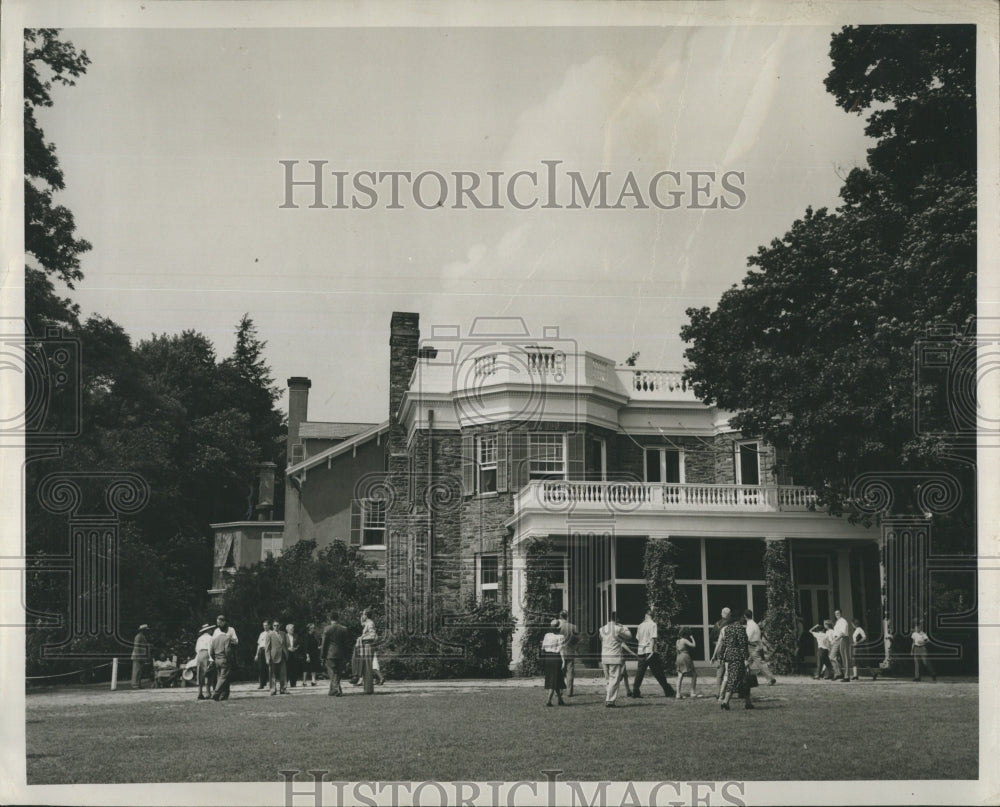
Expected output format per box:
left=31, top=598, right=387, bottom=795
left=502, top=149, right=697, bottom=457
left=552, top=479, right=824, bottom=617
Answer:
left=36, top=25, right=874, bottom=423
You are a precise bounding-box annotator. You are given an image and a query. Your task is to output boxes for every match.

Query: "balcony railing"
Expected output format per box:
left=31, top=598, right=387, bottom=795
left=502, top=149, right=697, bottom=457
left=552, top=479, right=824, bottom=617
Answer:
left=516, top=480, right=818, bottom=514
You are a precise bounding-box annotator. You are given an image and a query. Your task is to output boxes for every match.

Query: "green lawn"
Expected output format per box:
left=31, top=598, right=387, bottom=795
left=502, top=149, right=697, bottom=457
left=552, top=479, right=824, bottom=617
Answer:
left=25, top=678, right=978, bottom=783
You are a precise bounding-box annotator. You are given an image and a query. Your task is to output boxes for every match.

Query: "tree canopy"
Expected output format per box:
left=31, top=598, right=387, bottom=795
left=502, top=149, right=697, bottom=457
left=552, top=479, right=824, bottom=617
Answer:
left=680, top=25, right=975, bottom=517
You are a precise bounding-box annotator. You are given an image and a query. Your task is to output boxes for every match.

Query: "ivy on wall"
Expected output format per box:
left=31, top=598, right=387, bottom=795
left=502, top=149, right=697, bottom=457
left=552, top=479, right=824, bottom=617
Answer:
left=644, top=538, right=682, bottom=672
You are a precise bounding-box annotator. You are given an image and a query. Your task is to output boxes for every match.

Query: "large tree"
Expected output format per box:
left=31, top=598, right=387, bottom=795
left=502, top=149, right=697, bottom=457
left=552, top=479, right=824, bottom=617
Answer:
left=680, top=25, right=975, bottom=518
left=24, top=29, right=91, bottom=333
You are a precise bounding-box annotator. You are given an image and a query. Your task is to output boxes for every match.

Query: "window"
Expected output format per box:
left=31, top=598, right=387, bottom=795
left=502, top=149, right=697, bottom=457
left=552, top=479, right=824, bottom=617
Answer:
left=477, top=435, right=498, bottom=494
left=261, top=532, right=283, bottom=560
left=478, top=554, right=499, bottom=602
left=644, top=447, right=683, bottom=483
left=774, top=447, right=795, bottom=485
left=361, top=499, right=386, bottom=546
left=590, top=437, right=607, bottom=480
left=290, top=443, right=304, bottom=465
left=736, top=441, right=760, bottom=486
left=529, top=434, right=566, bottom=480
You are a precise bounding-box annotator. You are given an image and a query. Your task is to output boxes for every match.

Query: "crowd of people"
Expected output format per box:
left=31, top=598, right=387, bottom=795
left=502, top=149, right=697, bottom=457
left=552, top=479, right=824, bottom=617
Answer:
left=130, top=603, right=940, bottom=701
left=129, top=609, right=387, bottom=700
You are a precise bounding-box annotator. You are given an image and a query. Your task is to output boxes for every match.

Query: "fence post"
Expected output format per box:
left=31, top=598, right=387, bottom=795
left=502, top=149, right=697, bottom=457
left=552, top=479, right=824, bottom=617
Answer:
left=110, top=657, right=118, bottom=691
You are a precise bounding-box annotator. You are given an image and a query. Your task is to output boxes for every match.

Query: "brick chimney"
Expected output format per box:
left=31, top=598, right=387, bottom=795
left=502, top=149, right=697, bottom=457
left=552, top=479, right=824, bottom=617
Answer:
left=388, top=313, right=419, bottom=446
left=286, top=376, right=311, bottom=466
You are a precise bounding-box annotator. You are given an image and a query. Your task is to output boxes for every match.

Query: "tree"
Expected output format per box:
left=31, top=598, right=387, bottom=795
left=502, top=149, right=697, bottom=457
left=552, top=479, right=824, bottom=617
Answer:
left=680, top=24, right=975, bottom=517
left=24, top=29, right=91, bottom=334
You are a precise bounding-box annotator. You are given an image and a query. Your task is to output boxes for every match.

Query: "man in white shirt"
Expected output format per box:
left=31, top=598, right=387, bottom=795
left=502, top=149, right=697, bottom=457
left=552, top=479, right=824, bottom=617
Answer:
left=744, top=609, right=776, bottom=685
left=632, top=610, right=676, bottom=698
left=809, top=621, right=834, bottom=679
left=255, top=620, right=271, bottom=689
left=599, top=611, right=634, bottom=708
left=213, top=614, right=239, bottom=645
left=830, top=609, right=850, bottom=681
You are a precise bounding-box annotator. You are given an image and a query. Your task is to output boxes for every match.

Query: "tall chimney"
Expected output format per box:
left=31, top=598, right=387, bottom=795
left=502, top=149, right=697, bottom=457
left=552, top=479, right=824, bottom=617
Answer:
left=287, top=376, right=311, bottom=466
left=255, top=462, right=276, bottom=521
left=389, top=313, right=420, bottom=436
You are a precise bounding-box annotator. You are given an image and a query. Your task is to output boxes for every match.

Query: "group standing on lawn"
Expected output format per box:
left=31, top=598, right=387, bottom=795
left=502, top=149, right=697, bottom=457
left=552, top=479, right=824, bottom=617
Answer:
left=129, top=603, right=941, bottom=700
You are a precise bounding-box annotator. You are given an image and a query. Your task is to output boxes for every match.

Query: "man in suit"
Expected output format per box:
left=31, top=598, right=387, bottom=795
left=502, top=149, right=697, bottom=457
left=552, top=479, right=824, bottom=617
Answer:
left=265, top=618, right=288, bottom=695
left=557, top=610, right=580, bottom=697
left=255, top=620, right=271, bottom=689
left=321, top=612, right=350, bottom=696
left=599, top=611, right=635, bottom=708
left=130, top=624, right=151, bottom=689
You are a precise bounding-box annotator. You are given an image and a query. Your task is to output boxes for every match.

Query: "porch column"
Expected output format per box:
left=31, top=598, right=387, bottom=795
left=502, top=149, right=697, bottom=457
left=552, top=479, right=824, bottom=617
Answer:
left=509, top=539, right=528, bottom=672
left=836, top=547, right=852, bottom=618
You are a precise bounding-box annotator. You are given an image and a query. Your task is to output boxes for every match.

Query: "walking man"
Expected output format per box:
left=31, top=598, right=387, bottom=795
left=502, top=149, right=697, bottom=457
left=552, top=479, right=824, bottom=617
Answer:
left=321, top=612, right=350, bottom=696
left=744, top=609, right=777, bottom=686
left=599, top=611, right=634, bottom=708
left=255, top=620, right=271, bottom=689
left=213, top=614, right=239, bottom=646
left=557, top=610, right=580, bottom=697
left=911, top=622, right=937, bottom=682
left=265, top=618, right=288, bottom=695
left=210, top=626, right=234, bottom=701
left=830, top=609, right=849, bottom=681
left=633, top=610, right=676, bottom=698
left=131, top=624, right=151, bottom=689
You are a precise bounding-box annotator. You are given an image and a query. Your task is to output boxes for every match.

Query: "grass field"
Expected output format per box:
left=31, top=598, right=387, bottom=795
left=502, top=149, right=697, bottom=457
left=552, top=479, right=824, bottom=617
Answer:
left=25, top=676, right=978, bottom=783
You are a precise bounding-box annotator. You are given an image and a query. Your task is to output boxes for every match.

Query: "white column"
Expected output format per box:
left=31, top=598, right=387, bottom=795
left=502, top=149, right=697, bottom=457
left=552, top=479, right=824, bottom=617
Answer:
left=509, top=540, right=528, bottom=672
left=836, top=547, right=852, bottom=617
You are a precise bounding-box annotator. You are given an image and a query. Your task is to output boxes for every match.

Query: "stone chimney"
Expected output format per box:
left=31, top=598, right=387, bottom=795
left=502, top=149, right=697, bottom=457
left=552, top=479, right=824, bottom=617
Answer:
left=389, top=313, right=420, bottom=441
left=255, top=462, right=276, bottom=521
left=286, top=376, right=311, bottom=466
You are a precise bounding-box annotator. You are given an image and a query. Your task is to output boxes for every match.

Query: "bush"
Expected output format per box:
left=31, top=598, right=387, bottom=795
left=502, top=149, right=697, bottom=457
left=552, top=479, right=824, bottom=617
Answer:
left=378, top=599, right=514, bottom=679
left=761, top=538, right=798, bottom=674
left=644, top=538, right=682, bottom=672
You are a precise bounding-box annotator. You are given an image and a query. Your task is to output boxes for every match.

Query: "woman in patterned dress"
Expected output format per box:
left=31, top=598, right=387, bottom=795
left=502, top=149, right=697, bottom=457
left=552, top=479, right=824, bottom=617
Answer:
left=674, top=628, right=698, bottom=699
left=717, top=615, right=753, bottom=710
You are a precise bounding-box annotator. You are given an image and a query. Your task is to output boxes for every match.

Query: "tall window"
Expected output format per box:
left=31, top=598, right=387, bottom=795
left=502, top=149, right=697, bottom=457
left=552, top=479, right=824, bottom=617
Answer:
left=644, top=447, right=683, bottom=483
left=478, top=554, right=499, bottom=602
left=477, top=434, right=498, bottom=494
left=361, top=499, right=386, bottom=546
left=529, top=434, right=566, bottom=480
left=736, top=441, right=760, bottom=485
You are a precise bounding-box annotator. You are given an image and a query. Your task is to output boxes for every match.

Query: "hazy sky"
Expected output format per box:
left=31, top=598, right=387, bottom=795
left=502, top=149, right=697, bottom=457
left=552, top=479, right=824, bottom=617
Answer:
left=38, top=25, right=873, bottom=423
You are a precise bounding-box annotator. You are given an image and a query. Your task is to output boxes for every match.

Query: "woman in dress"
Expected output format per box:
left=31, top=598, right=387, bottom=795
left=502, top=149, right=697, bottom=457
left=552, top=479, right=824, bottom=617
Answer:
left=540, top=619, right=567, bottom=707
left=352, top=608, right=378, bottom=694
left=304, top=622, right=321, bottom=686
left=285, top=623, right=304, bottom=687
left=675, top=628, right=698, bottom=699
left=717, top=614, right=753, bottom=710
left=850, top=618, right=867, bottom=681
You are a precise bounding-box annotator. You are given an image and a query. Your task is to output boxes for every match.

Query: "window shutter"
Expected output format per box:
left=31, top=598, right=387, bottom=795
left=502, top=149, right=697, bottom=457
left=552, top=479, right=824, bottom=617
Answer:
left=567, top=432, right=585, bottom=480
left=511, top=431, right=529, bottom=489
left=461, top=432, right=475, bottom=496
left=496, top=431, right=509, bottom=493
left=350, top=498, right=362, bottom=545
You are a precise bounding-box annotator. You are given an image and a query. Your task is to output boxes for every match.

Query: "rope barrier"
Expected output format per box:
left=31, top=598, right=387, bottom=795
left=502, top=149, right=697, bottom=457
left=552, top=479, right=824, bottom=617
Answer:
left=26, top=662, right=113, bottom=681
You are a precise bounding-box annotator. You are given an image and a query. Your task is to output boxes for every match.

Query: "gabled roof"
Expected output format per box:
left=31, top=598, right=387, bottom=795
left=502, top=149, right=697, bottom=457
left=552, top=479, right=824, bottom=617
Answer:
left=298, top=421, right=378, bottom=440
left=287, top=420, right=389, bottom=475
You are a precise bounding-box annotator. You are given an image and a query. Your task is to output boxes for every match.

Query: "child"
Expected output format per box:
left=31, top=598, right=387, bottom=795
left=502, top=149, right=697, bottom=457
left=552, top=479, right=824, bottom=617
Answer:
left=911, top=622, right=936, bottom=682
left=675, top=629, right=698, bottom=698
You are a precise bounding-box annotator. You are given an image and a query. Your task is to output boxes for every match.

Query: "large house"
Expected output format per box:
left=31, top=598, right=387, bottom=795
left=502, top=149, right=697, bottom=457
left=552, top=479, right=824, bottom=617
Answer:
left=213, top=312, right=884, bottom=668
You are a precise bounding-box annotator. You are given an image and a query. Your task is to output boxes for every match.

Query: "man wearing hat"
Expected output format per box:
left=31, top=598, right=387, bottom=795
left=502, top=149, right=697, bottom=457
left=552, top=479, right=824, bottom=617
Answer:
left=195, top=623, right=215, bottom=700
left=131, top=624, right=151, bottom=689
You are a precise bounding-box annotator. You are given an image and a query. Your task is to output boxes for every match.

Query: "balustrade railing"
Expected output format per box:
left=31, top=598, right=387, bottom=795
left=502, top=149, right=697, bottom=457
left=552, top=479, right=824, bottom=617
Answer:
left=528, top=480, right=817, bottom=512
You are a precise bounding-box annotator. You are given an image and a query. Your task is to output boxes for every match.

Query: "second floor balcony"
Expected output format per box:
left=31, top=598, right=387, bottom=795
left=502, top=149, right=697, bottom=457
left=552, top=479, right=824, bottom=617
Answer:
left=515, top=479, right=818, bottom=516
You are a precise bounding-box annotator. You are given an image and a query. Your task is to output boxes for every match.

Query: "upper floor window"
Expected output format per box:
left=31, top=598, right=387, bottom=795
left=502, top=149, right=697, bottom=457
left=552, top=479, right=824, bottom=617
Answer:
left=477, top=435, right=498, bottom=494
left=644, top=447, right=683, bottom=483
left=736, top=441, right=760, bottom=486
left=529, top=433, right=566, bottom=480
left=361, top=498, right=387, bottom=546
